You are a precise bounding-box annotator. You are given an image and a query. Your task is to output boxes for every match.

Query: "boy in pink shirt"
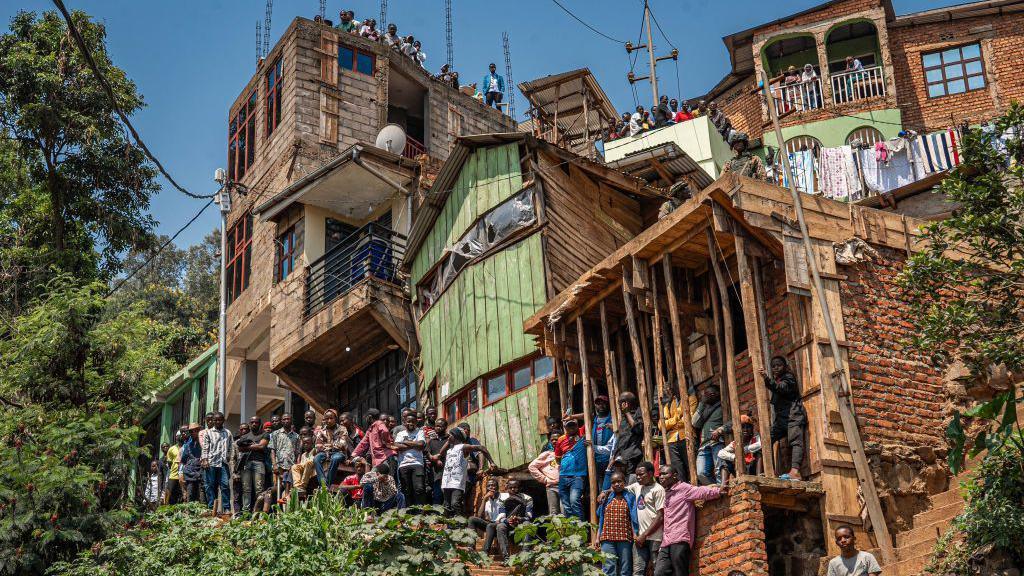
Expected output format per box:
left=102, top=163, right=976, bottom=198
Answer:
left=655, top=467, right=727, bottom=576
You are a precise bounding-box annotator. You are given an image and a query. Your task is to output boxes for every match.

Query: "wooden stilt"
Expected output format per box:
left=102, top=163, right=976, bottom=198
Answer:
left=600, top=301, right=622, bottom=426
left=735, top=233, right=776, bottom=477
left=649, top=266, right=672, bottom=467
left=576, top=317, right=600, bottom=539
left=662, top=254, right=699, bottom=484
left=706, top=227, right=746, bottom=471
left=708, top=278, right=729, bottom=419
left=622, top=268, right=655, bottom=463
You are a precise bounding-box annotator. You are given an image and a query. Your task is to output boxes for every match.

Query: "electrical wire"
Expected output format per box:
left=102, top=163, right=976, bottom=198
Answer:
left=106, top=198, right=216, bottom=297
left=51, top=0, right=216, bottom=200
left=549, top=0, right=625, bottom=44
left=646, top=2, right=677, bottom=51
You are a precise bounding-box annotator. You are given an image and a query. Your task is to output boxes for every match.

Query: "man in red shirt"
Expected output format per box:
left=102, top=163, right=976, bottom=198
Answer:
left=352, top=409, right=398, bottom=470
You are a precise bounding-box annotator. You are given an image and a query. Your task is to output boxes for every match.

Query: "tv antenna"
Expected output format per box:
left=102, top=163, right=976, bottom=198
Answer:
left=319, top=0, right=326, bottom=21
left=380, top=0, right=388, bottom=29
left=256, top=20, right=263, bottom=63
left=445, top=0, right=454, bottom=68
left=263, top=0, right=273, bottom=58
left=503, top=32, right=515, bottom=119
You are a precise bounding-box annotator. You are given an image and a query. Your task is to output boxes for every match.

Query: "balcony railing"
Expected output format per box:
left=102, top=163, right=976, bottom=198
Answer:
left=402, top=135, right=426, bottom=159
left=771, top=78, right=824, bottom=114
left=304, top=222, right=406, bottom=317
left=831, top=66, right=886, bottom=105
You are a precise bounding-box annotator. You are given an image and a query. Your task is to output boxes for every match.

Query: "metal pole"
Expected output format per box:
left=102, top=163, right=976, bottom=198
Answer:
left=643, top=1, right=659, bottom=108
left=217, top=188, right=229, bottom=414
left=760, top=71, right=895, bottom=564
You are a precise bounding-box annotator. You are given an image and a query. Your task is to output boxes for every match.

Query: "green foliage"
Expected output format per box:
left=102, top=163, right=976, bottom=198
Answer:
left=509, top=515, right=605, bottom=575
left=0, top=280, right=177, bottom=575
left=0, top=9, right=158, bottom=314
left=928, top=441, right=1024, bottom=575
left=49, top=492, right=489, bottom=576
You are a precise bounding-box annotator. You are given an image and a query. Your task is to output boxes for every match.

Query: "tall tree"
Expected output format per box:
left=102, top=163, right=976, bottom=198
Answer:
left=0, top=10, right=158, bottom=311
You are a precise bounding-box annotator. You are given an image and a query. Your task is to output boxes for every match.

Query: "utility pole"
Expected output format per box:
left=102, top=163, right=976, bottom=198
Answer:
left=625, top=1, right=677, bottom=108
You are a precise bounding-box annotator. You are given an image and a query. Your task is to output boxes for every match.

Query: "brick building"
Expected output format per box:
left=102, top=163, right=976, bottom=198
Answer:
left=525, top=173, right=969, bottom=575
left=220, top=16, right=514, bottom=425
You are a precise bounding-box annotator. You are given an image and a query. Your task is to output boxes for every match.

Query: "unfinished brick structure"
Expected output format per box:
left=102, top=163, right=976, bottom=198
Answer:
left=221, top=16, right=514, bottom=423
left=525, top=173, right=970, bottom=575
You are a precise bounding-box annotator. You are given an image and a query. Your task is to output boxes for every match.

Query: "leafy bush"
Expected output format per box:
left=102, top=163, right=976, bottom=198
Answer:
left=49, top=491, right=488, bottom=576
left=509, top=515, right=605, bottom=575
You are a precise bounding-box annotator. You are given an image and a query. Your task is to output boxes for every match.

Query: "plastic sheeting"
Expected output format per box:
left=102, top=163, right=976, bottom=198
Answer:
left=423, top=186, right=537, bottom=305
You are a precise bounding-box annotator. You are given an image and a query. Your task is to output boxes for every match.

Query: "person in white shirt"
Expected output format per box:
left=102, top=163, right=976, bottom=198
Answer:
left=628, top=461, right=666, bottom=576
left=394, top=412, right=428, bottom=506
left=383, top=24, right=401, bottom=49
left=630, top=106, right=645, bottom=137
left=200, top=411, right=234, bottom=513
left=469, top=477, right=510, bottom=561
left=440, top=426, right=494, bottom=517
left=143, top=460, right=164, bottom=511
left=826, top=525, right=882, bottom=576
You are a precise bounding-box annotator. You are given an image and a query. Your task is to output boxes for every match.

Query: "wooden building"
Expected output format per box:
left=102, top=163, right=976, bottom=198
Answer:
left=402, top=133, right=673, bottom=473
left=524, top=173, right=964, bottom=576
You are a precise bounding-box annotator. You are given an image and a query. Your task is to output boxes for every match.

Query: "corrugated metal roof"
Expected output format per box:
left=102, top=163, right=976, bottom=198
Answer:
left=606, top=142, right=714, bottom=190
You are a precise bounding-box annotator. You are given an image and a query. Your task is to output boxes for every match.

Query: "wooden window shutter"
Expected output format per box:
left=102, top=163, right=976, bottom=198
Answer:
left=320, top=91, right=339, bottom=145
left=320, top=31, right=338, bottom=85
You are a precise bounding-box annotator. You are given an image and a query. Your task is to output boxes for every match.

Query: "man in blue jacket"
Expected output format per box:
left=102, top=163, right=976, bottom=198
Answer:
left=483, top=63, right=505, bottom=109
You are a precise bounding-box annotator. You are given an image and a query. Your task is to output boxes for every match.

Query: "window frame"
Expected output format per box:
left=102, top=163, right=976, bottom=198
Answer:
left=922, top=42, right=986, bottom=99
left=276, top=225, right=297, bottom=282
left=445, top=384, right=480, bottom=422
left=481, top=354, right=557, bottom=408
left=228, top=90, right=258, bottom=182
left=265, top=58, right=283, bottom=137
left=338, top=43, right=375, bottom=76
left=226, top=212, right=253, bottom=304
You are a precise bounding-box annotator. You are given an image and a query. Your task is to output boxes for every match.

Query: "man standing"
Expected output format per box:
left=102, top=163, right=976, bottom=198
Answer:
left=826, top=526, right=882, bottom=576
left=721, top=132, right=766, bottom=181
left=200, top=411, right=234, bottom=513
left=629, top=462, right=666, bottom=576
left=613, top=392, right=645, bottom=480
left=238, top=415, right=270, bottom=514
left=427, top=417, right=450, bottom=505
left=655, top=467, right=726, bottom=576
left=554, top=417, right=589, bottom=520
left=482, top=63, right=505, bottom=109
left=353, top=409, right=398, bottom=474
left=653, top=95, right=673, bottom=128
left=164, top=426, right=187, bottom=505
left=270, top=413, right=300, bottom=495
left=304, top=409, right=318, bottom=433
left=692, top=385, right=727, bottom=484
left=394, top=412, right=428, bottom=506
left=180, top=423, right=203, bottom=503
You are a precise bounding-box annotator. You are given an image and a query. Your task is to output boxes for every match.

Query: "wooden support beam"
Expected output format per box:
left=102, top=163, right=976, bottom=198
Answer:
left=600, top=301, right=622, bottom=425
left=649, top=265, right=671, bottom=467
left=555, top=323, right=571, bottom=415
left=576, top=317, right=600, bottom=539
left=662, top=254, right=698, bottom=483
left=622, top=267, right=655, bottom=463
left=706, top=228, right=746, bottom=469
left=648, top=157, right=675, bottom=186
left=735, top=233, right=777, bottom=477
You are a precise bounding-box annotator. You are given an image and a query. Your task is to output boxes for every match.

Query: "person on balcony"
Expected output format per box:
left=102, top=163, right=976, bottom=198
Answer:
left=722, top=132, right=766, bottom=180
left=483, top=63, right=505, bottom=109
left=802, top=64, right=820, bottom=109
left=359, top=18, right=380, bottom=41
left=844, top=56, right=866, bottom=100
left=784, top=65, right=801, bottom=85
left=707, top=102, right=733, bottom=141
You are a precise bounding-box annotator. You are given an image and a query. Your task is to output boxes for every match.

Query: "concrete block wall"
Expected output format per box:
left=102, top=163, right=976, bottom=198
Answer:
left=889, top=10, right=1024, bottom=131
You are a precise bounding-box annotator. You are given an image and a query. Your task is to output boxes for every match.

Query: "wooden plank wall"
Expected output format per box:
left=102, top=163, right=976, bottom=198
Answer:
left=464, top=385, right=545, bottom=470
left=410, top=143, right=524, bottom=284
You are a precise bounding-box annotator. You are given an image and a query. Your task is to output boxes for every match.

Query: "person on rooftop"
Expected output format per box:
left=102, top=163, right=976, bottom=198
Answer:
left=629, top=107, right=644, bottom=137
left=653, top=95, right=674, bottom=128
left=412, top=41, right=427, bottom=67
left=384, top=23, right=401, bottom=48
left=483, top=63, right=505, bottom=109
left=760, top=356, right=807, bottom=481
left=359, top=18, right=380, bottom=41
left=335, top=10, right=359, bottom=34
left=672, top=99, right=693, bottom=123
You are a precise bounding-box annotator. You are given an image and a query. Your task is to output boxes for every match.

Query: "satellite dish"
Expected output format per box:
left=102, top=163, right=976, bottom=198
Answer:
left=376, top=124, right=408, bottom=155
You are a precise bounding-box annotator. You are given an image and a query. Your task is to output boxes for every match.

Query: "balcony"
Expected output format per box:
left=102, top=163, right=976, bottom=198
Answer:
left=771, top=78, right=824, bottom=114
left=402, top=135, right=426, bottom=159
left=830, top=66, right=886, bottom=105
left=305, top=221, right=406, bottom=317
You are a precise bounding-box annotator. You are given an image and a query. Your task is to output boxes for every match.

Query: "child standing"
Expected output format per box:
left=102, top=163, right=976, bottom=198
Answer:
left=143, top=460, right=164, bottom=512
left=440, top=427, right=494, bottom=517
left=596, top=471, right=639, bottom=576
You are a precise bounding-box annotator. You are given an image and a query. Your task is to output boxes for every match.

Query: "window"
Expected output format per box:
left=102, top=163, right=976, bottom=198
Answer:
left=276, top=225, right=297, bottom=281
left=923, top=43, right=985, bottom=99
left=226, top=212, right=253, bottom=304
left=481, top=355, right=558, bottom=407
left=228, top=90, right=258, bottom=181
left=846, top=126, right=885, bottom=146
left=339, top=44, right=375, bottom=76
left=265, top=58, right=283, bottom=137
left=445, top=384, right=480, bottom=422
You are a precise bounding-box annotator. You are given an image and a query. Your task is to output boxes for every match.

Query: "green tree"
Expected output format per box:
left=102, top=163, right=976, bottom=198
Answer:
left=0, top=10, right=158, bottom=312
left=0, top=279, right=177, bottom=574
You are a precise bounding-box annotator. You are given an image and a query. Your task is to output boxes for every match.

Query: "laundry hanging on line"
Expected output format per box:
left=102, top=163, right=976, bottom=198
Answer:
left=858, top=147, right=917, bottom=195
left=817, top=145, right=862, bottom=201
left=914, top=129, right=962, bottom=174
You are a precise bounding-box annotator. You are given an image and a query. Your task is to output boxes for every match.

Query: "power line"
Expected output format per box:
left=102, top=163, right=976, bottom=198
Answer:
left=106, top=199, right=216, bottom=297
left=51, top=0, right=216, bottom=200
left=646, top=3, right=676, bottom=51
left=549, top=0, right=625, bottom=44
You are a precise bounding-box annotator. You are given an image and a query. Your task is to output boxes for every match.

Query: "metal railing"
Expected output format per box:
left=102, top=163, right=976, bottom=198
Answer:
left=831, top=66, right=886, bottom=105
left=304, top=222, right=406, bottom=317
left=402, top=135, right=426, bottom=159
left=771, top=78, right=824, bottom=114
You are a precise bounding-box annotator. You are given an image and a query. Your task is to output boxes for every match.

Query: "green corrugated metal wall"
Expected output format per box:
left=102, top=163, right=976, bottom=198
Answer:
left=409, top=143, right=548, bottom=469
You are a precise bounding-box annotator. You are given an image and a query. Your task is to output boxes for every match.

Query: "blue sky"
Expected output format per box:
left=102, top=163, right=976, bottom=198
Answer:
left=2, top=0, right=959, bottom=247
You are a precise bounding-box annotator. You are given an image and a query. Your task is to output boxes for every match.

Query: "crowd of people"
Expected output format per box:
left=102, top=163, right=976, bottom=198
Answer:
left=139, top=355, right=875, bottom=576
left=605, top=97, right=736, bottom=144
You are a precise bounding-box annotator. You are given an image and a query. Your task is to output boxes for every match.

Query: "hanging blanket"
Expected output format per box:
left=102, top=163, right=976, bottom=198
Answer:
left=915, top=129, right=962, bottom=174
left=782, top=150, right=817, bottom=194
left=818, top=146, right=860, bottom=201
left=859, top=148, right=916, bottom=195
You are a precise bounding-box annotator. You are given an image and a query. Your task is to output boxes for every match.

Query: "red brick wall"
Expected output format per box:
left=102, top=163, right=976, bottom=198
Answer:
left=839, top=244, right=946, bottom=446
left=753, top=0, right=884, bottom=38
left=889, top=12, right=1024, bottom=131
left=692, top=481, right=770, bottom=576
left=716, top=76, right=765, bottom=142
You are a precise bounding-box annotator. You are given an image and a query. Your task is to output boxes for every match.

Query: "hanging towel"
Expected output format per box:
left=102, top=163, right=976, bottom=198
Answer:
left=859, top=148, right=917, bottom=195
left=782, top=150, right=816, bottom=194
left=874, top=141, right=889, bottom=164
left=844, top=147, right=864, bottom=201
left=915, top=129, right=962, bottom=174
left=818, top=146, right=857, bottom=201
